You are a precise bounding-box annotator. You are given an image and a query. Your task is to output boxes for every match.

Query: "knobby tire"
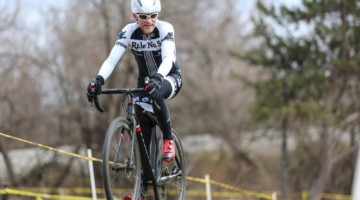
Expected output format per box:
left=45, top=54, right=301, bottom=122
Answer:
left=157, top=129, right=186, bottom=200
left=103, top=117, right=142, bottom=200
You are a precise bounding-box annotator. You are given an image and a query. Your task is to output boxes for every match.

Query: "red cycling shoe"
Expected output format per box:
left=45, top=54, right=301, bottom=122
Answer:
left=123, top=194, right=146, bottom=200
left=162, top=139, right=175, bottom=162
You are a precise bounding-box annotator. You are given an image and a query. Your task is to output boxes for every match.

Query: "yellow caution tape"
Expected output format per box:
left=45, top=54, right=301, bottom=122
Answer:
left=0, top=132, right=102, bottom=163
left=0, top=188, right=105, bottom=200
left=1, top=132, right=351, bottom=199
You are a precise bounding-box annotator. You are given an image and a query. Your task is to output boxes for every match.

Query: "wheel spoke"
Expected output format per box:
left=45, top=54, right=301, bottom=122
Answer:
left=103, top=118, right=142, bottom=200
left=157, top=130, right=186, bottom=200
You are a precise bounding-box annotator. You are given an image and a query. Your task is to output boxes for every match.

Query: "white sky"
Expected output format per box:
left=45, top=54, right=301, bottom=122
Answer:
left=3, top=0, right=307, bottom=44
left=4, top=0, right=303, bottom=26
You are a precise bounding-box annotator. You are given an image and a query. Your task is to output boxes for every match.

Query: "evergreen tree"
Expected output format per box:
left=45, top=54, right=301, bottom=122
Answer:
left=235, top=0, right=360, bottom=199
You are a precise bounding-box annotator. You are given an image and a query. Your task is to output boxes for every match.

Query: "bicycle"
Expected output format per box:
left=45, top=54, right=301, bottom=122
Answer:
left=92, top=86, right=186, bottom=200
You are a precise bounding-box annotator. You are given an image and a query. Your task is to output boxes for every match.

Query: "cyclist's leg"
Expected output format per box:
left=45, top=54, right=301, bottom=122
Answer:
left=139, top=115, right=153, bottom=153
left=155, top=73, right=183, bottom=140
left=154, top=95, right=172, bottom=140
left=135, top=103, right=156, bottom=153
left=155, top=73, right=183, bottom=161
left=138, top=108, right=156, bottom=186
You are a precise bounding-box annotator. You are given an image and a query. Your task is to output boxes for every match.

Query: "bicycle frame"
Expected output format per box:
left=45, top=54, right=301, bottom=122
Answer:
left=94, top=88, right=165, bottom=199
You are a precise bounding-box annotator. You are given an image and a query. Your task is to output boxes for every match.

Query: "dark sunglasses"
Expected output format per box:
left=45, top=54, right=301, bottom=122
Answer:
left=137, top=13, right=158, bottom=21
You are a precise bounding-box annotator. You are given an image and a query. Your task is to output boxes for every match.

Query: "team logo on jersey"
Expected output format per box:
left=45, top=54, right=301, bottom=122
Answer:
left=130, top=39, right=162, bottom=51
left=115, top=31, right=127, bottom=48
left=117, top=31, right=126, bottom=40
left=162, top=32, right=174, bottom=41
left=116, top=42, right=127, bottom=48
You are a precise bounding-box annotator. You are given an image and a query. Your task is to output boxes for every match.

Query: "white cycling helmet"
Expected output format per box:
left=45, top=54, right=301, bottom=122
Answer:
left=131, top=0, right=161, bottom=13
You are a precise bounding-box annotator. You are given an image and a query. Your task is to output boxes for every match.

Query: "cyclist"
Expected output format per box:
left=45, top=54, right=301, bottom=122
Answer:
left=87, top=0, right=182, bottom=163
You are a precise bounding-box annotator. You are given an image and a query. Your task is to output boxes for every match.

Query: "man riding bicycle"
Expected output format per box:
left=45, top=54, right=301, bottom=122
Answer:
left=87, top=0, right=182, bottom=164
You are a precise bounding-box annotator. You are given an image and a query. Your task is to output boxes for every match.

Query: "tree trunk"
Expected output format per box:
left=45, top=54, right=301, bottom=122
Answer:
left=280, top=117, right=289, bottom=199
left=308, top=121, right=332, bottom=200
left=0, top=140, right=16, bottom=186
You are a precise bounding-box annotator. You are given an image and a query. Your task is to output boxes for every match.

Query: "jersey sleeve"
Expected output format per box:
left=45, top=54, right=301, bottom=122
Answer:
left=98, top=24, right=133, bottom=80
left=157, top=22, right=176, bottom=77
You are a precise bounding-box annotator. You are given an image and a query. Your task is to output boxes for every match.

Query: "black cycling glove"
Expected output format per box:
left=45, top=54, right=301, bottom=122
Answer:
left=87, top=75, right=105, bottom=102
left=145, top=73, right=164, bottom=100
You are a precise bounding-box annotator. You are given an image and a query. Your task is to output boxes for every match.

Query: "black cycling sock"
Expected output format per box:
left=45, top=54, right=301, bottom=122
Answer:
left=139, top=115, right=153, bottom=152
left=155, top=97, right=173, bottom=140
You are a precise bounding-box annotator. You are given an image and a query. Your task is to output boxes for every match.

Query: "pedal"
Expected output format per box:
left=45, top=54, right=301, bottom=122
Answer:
left=172, top=165, right=179, bottom=174
left=163, top=167, right=170, bottom=176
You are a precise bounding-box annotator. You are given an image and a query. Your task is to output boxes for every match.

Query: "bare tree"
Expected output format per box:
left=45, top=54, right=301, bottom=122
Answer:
left=2, top=0, right=259, bottom=190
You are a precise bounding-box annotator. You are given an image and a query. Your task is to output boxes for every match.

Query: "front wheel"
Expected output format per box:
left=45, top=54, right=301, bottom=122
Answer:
left=158, top=129, right=187, bottom=200
left=103, top=117, right=142, bottom=200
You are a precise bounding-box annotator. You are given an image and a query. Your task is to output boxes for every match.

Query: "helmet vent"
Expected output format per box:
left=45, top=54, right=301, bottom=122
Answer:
left=131, top=0, right=161, bottom=13
left=136, top=0, right=142, bottom=7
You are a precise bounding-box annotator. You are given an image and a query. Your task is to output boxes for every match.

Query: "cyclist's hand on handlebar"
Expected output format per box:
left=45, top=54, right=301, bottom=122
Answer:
left=87, top=75, right=105, bottom=102
left=145, top=73, right=163, bottom=100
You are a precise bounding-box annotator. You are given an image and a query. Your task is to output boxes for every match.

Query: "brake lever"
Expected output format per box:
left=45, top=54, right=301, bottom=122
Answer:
left=94, top=95, right=104, bottom=113
left=90, top=82, right=104, bottom=113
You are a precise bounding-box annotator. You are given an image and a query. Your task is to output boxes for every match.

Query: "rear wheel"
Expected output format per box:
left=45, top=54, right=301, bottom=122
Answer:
left=103, top=117, right=141, bottom=200
left=158, top=129, right=186, bottom=200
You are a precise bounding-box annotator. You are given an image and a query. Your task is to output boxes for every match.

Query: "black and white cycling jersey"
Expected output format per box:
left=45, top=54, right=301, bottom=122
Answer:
left=98, top=20, right=181, bottom=84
